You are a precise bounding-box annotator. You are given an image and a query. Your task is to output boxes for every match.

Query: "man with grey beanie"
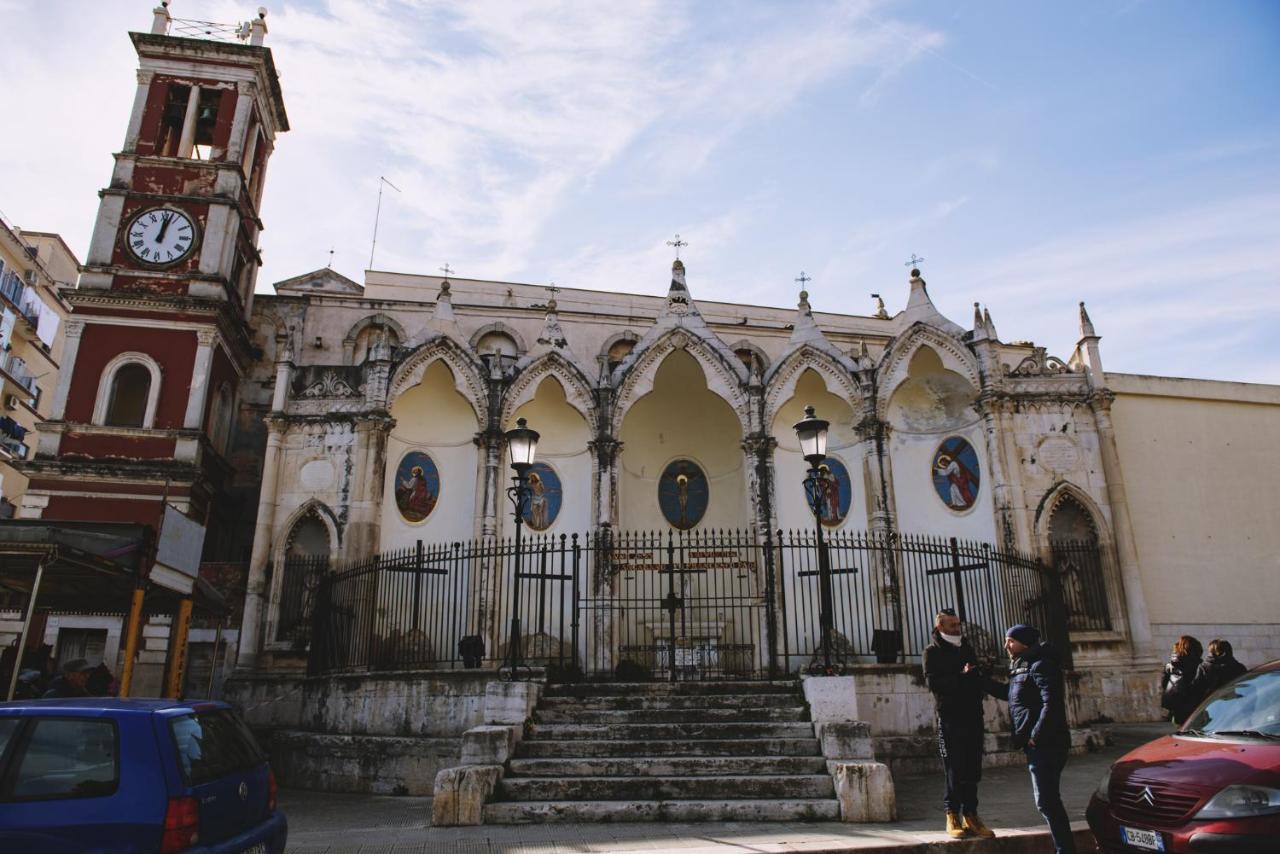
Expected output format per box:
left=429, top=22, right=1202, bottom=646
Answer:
left=987, top=623, right=1075, bottom=854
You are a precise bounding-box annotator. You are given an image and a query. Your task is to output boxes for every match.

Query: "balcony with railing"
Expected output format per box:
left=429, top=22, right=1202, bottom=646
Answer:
left=0, top=351, right=37, bottom=398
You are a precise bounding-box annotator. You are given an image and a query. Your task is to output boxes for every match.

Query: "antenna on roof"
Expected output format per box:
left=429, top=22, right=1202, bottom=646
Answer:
left=368, top=176, right=401, bottom=271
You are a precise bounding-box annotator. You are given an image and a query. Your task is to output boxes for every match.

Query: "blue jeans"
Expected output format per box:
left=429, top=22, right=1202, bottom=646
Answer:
left=1026, top=743, right=1076, bottom=854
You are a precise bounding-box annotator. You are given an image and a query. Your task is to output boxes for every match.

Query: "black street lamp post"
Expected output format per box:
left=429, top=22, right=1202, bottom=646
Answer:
left=503, top=417, right=540, bottom=680
left=793, top=405, right=836, bottom=671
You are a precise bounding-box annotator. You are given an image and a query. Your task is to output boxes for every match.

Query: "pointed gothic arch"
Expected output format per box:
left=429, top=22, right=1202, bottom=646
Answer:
left=612, top=329, right=750, bottom=435
left=1035, top=481, right=1119, bottom=633
left=502, top=351, right=596, bottom=426
left=388, top=336, right=489, bottom=424
left=763, top=345, right=862, bottom=429
left=876, top=324, right=982, bottom=422
left=267, top=498, right=340, bottom=647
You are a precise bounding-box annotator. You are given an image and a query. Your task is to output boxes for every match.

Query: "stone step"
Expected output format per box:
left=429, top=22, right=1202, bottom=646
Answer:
left=514, top=737, right=822, bottom=758
left=544, top=680, right=800, bottom=698
left=538, top=693, right=804, bottom=711
left=507, top=755, right=829, bottom=778
left=528, top=721, right=815, bottom=741
left=483, top=798, right=842, bottom=824
left=497, top=774, right=835, bottom=802
left=533, top=706, right=807, bottom=724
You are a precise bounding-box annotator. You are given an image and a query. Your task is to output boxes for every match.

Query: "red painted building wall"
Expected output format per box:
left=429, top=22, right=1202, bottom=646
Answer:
left=64, top=325, right=197, bottom=428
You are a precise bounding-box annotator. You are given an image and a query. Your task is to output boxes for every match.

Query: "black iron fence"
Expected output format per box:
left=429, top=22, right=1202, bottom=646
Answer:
left=276, top=555, right=328, bottom=645
left=301, top=528, right=1073, bottom=678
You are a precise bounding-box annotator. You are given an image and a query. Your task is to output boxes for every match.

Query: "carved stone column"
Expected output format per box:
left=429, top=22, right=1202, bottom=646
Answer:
left=1089, top=391, right=1154, bottom=652
left=237, top=414, right=288, bottom=669
left=347, top=414, right=394, bottom=560
left=978, top=393, right=1029, bottom=552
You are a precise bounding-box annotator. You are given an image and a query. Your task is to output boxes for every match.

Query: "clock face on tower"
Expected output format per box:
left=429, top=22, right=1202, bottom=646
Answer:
left=125, top=207, right=197, bottom=266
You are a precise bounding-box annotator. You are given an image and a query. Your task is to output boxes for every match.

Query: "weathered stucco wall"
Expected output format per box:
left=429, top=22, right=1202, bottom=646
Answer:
left=1108, top=373, right=1280, bottom=661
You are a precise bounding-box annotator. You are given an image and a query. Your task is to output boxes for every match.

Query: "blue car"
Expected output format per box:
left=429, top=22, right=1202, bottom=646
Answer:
left=0, top=698, right=286, bottom=853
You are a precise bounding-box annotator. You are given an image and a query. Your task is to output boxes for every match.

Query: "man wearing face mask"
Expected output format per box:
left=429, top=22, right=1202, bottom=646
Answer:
left=922, top=608, right=996, bottom=839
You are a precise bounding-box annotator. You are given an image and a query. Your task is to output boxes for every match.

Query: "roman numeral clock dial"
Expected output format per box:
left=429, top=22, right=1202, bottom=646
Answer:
left=125, top=208, right=197, bottom=266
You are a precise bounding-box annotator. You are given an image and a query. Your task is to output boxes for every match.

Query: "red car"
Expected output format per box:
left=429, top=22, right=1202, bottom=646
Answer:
left=1086, top=658, right=1280, bottom=852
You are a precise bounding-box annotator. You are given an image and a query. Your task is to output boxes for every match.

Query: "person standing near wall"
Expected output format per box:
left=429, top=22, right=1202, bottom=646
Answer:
left=1191, top=638, right=1246, bottom=701
left=922, top=607, right=996, bottom=839
left=1160, top=635, right=1204, bottom=725
left=987, top=624, right=1076, bottom=854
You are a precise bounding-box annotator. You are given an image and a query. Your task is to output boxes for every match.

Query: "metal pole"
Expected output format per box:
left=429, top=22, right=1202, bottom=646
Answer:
left=6, top=558, right=47, bottom=701
left=206, top=618, right=225, bottom=699
left=118, top=586, right=147, bottom=698
left=508, top=473, right=527, bottom=678
left=164, top=597, right=194, bottom=699
left=815, top=505, right=834, bottom=670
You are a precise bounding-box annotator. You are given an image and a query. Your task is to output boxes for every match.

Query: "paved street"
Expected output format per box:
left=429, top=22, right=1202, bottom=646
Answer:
left=281, top=723, right=1170, bottom=853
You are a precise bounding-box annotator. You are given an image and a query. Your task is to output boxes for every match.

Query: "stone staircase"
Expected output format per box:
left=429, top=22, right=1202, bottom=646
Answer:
left=483, top=680, right=841, bottom=823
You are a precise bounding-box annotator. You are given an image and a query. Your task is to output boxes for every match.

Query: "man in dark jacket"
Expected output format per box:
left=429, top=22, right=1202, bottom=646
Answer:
left=922, top=608, right=995, bottom=839
left=42, top=658, right=94, bottom=699
left=988, top=624, right=1075, bottom=854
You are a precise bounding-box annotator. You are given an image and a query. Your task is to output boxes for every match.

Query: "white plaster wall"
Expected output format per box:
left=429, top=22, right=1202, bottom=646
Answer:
left=617, top=350, right=748, bottom=532
left=505, top=375, right=592, bottom=539
left=381, top=361, right=480, bottom=549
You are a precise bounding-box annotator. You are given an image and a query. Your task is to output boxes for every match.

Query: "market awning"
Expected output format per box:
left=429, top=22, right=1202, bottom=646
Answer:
left=0, top=520, right=228, bottom=616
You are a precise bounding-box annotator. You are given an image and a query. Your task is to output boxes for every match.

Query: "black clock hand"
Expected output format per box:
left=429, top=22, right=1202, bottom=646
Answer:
left=156, top=213, right=173, bottom=243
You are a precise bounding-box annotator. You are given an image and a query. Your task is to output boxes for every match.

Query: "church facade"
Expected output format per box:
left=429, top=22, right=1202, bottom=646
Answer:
left=12, top=6, right=1280, bottom=715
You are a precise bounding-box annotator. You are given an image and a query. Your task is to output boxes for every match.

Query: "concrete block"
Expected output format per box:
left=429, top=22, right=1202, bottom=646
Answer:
left=815, top=721, right=874, bottom=760
left=431, top=764, right=503, bottom=827
left=484, top=680, right=542, bottom=725
left=459, top=725, right=520, bottom=766
left=801, top=675, right=859, bottom=723
left=828, top=760, right=896, bottom=822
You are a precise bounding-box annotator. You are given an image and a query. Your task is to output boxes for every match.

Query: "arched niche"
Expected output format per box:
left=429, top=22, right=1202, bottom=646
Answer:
left=885, top=345, right=996, bottom=542
left=770, top=369, right=864, bottom=532
left=618, top=349, right=747, bottom=531
left=507, top=376, right=591, bottom=536
left=267, top=500, right=337, bottom=647
left=885, top=346, right=980, bottom=434
left=382, top=360, right=481, bottom=548
left=1041, top=485, right=1117, bottom=633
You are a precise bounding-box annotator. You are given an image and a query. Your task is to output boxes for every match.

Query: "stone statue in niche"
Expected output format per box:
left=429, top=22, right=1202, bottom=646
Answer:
left=932, top=436, right=980, bottom=511
left=395, top=450, right=441, bottom=523
left=522, top=462, right=562, bottom=531
left=658, top=458, right=709, bottom=530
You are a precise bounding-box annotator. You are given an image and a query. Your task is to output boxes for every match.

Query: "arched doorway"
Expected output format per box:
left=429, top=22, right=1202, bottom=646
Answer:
left=1048, top=493, right=1111, bottom=631
left=275, top=508, right=333, bottom=646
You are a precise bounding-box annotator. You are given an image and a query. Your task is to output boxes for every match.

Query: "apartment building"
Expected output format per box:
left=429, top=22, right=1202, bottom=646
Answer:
left=0, top=215, right=73, bottom=518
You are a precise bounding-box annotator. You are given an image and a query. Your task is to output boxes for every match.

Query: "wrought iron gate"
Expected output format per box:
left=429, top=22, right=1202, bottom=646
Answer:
left=306, top=527, right=1072, bottom=678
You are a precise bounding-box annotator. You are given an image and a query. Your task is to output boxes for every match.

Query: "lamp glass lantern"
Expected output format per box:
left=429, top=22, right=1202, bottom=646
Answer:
left=505, top=417, right=540, bottom=471
left=792, top=405, right=829, bottom=465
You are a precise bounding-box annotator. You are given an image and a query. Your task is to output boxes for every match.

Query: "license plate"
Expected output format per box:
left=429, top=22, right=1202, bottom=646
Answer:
left=242, top=845, right=266, bottom=854
left=1122, top=826, right=1164, bottom=851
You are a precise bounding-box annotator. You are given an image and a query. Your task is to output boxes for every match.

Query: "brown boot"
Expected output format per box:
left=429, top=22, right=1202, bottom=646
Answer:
left=946, top=811, right=971, bottom=838
left=962, top=812, right=996, bottom=838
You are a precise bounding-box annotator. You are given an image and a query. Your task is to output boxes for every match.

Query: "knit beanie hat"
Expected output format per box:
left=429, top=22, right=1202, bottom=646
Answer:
left=1006, top=624, right=1041, bottom=646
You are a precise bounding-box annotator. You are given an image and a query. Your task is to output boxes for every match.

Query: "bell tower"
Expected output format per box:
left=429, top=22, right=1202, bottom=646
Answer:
left=19, top=2, right=288, bottom=540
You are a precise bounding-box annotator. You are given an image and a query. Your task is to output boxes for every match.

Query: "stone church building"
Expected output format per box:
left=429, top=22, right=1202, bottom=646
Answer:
left=8, top=3, right=1279, bottom=804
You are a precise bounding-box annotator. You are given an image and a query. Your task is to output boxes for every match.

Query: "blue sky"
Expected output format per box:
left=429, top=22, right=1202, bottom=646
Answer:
left=2, top=1, right=1277, bottom=381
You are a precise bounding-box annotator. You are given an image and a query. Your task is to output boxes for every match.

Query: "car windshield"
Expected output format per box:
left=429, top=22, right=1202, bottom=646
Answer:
left=168, top=709, right=265, bottom=786
left=1183, top=668, right=1280, bottom=737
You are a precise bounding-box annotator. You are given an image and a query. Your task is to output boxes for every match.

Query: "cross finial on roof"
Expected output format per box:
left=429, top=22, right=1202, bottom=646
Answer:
left=666, top=234, right=687, bottom=260
left=905, top=254, right=925, bottom=274
left=795, top=271, right=811, bottom=288
left=439, top=262, right=454, bottom=279
left=327, top=247, right=334, bottom=268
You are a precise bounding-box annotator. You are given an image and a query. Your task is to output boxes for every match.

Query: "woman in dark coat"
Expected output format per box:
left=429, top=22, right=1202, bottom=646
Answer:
left=1191, top=639, right=1247, bottom=701
left=1160, top=635, right=1204, bottom=725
